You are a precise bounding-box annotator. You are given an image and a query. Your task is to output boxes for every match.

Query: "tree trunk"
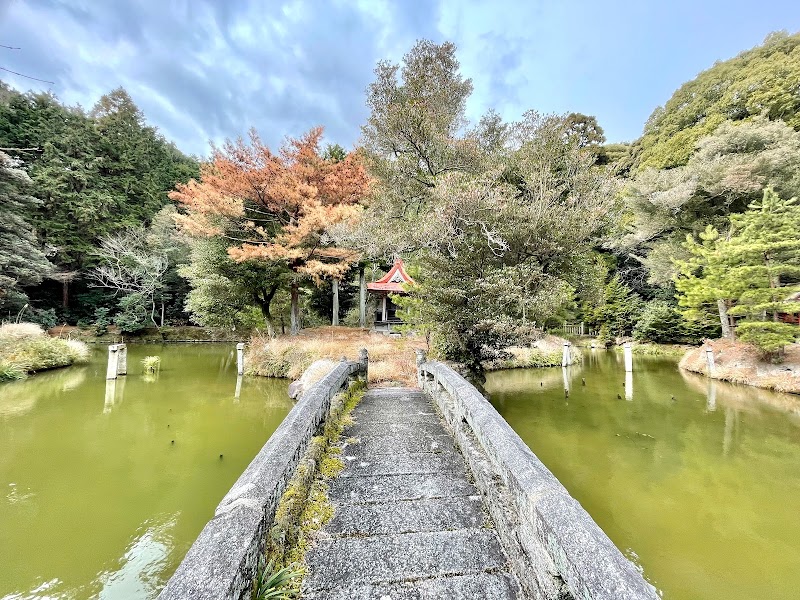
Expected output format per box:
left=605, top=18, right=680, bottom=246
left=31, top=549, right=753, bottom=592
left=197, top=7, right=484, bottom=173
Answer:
left=253, top=284, right=280, bottom=338
left=332, top=279, right=339, bottom=326
left=150, top=300, right=158, bottom=327
left=160, top=302, right=165, bottom=328
left=359, top=266, right=366, bottom=328
left=62, top=279, right=69, bottom=309
left=290, top=281, right=300, bottom=336
left=717, top=299, right=732, bottom=339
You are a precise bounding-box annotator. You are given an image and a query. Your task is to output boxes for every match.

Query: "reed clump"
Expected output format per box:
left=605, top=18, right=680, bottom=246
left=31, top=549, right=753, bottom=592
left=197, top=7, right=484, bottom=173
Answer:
left=0, top=323, right=90, bottom=382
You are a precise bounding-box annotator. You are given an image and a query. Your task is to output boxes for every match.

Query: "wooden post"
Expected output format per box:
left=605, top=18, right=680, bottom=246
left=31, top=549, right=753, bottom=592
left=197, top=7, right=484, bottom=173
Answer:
left=623, top=342, right=633, bottom=372
left=381, top=296, right=387, bottom=323
left=236, top=343, right=245, bottom=375
left=580, top=321, right=585, bottom=335
left=359, top=267, right=366, bottom=328
left=332, top=280, right=339, bottom=326
left=705, top=347, right=716, bottom=374
left=117, top=344, right=127, bottom=376
left=562, top=342, right=571, bottom=367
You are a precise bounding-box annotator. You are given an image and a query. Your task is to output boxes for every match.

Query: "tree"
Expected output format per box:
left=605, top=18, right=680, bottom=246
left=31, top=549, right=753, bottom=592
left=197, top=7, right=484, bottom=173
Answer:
left=675, top=188, right=800, bottom=354
left=171, top=127, right=369, bottom=334
left=348, top=42, right=618, bottom=370
left=635, top=31, right=800, bottom=170
left=562, top=113, right=606, bottom=147
left=617, top=117, right=800, bottom=286
left=90, top=227, right=170, bottom=328
left=0, top=84, right=198, bottom=316
left=0, top=151, right=51, bottom=312
left=589, top=275, right=643, bottom=338
left=179, top=237, right=287, bottom=332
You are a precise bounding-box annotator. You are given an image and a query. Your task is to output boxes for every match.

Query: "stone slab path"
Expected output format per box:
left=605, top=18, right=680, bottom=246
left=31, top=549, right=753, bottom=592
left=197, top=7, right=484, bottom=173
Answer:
left=303, top=388, right=521, bottom=599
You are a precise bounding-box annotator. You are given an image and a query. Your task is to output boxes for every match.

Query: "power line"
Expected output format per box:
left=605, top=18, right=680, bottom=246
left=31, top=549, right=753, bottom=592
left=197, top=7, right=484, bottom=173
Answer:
left=0, top=66, right=54, bottom=85
left=0, top=44, right=21, bottom=50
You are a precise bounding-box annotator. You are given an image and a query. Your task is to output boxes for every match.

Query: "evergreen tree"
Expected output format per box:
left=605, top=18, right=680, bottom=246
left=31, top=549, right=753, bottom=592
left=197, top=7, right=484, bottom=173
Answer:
left=0, top=151, right=52, bottom=313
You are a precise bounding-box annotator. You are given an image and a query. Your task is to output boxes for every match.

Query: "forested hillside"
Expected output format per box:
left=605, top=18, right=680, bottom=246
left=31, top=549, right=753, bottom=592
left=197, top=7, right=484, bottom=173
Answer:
left=0, top=85, right=198, bottom=325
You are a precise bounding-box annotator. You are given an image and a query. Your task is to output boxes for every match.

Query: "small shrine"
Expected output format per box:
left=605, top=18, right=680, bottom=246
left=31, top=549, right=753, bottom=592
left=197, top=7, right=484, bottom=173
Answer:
left=367, top=258, right=415, bottom=331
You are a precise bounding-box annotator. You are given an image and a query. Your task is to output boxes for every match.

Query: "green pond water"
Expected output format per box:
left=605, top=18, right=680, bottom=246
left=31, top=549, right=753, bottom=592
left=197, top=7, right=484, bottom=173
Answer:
left=0, top=344, right=292, bottom=600
left=484, top=350, right=800, bottom=600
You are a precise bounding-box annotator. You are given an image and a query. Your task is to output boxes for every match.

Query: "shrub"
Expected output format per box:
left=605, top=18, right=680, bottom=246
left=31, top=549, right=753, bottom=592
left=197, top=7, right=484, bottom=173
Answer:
left=633, top=300, right=719, bottom=344
left=93, top=307, right=112, bottom=335
left=64, top=339, right=90, bottom=363
left=28, top=308, right=58, bottom=330
left=737, top=321, right=799, bottom=358
left=115, top=293, right=149, bottom=334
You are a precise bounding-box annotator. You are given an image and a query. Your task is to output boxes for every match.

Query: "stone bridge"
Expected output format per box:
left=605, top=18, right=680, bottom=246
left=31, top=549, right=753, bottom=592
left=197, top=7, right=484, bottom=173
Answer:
left=158, top=351, right=658, bottom=600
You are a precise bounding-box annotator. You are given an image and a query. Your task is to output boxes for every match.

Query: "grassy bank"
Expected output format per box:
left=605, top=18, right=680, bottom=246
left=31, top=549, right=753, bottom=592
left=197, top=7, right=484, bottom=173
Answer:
left=245, top=327, right=425, bottom=386
left=0, top=323, right=90, bottom=382
left=680, top=338, right=800, bottom=394
left=49, top=325, right=247, bottom=344
left=617, top=342, right=694, bottom=359
left=482, top=335, right=581, bottom=371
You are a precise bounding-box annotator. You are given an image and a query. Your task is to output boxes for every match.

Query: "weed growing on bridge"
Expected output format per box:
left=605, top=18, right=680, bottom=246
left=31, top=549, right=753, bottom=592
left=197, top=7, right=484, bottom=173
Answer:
left=257, top=380, right=366, bottom=595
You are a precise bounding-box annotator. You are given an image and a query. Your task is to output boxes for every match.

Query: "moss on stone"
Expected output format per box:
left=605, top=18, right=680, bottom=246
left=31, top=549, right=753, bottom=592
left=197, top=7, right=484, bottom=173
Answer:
left=260, top=380, right=366, bottom=588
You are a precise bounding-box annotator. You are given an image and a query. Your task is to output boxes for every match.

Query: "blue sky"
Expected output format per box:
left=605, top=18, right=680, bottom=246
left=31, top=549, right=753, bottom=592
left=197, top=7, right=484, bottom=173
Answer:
left=0, top=0, right=797, bottom=156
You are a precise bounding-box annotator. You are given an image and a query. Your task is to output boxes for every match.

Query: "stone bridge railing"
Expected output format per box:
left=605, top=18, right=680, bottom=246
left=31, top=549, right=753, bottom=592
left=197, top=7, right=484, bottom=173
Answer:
left=417, top=357, right=659, bottom=600
left=158, top=352, right=367, bottom=600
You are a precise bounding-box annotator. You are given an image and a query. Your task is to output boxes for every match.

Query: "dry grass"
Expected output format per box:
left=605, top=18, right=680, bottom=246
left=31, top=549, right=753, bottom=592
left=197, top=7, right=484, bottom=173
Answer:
left=482, top=335, right=579, bottom=371
left=0, top=322, right=90, bottom=381
left=680, top=338, right=800, bottom=394
left=245, top=327, right=426, bottom=386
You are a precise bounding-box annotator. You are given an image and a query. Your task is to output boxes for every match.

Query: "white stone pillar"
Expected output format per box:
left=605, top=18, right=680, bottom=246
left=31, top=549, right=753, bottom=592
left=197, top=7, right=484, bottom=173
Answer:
left=106, top=344, right=120, bottom=380
left=562, top=367, right=570, bottom=395
left=623, top=342, right=633, bottom=372
left=236, top=343, right=245, bottom=375
left=562, top=342, right=571, bottom=367
left=705, top=347, right=716, bottom=374
left=117, top=344, right=127, bottom=376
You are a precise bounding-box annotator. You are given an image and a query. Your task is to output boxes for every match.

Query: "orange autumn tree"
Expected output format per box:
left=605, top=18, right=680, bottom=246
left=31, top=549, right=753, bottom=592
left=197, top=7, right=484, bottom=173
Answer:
left=170, top=127, right=369, bottom=334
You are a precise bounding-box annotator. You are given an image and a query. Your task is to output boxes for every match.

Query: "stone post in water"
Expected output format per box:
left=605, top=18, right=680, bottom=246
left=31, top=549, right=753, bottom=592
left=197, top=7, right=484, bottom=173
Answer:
left=562, top=342, right=571, bottom=367
left=705, top=347, right=716, bottom=374
left=623, top=342, right=633, bottom=372
left=106, top=344, right=127, bottom=380
left=236, top=343, right=245, bottom=375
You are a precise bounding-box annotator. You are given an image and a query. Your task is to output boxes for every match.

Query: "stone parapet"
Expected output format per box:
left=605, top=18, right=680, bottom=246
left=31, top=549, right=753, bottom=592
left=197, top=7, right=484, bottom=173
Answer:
left=418, top=360, right=659, bottom=600
left=158, top=359, right=364, bottom=600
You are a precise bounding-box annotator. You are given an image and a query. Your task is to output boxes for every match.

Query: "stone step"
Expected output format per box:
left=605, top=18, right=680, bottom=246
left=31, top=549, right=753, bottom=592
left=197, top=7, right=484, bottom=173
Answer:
left=329, top=472, right=478, bottom=503
left=347, top=419, right=447, bottom=439
left=304, top=572, right=521, bottom=600
left=327, top=496, right=486, bottom=536
left=342, top=433, right=455, bottom=456
left=303, top=529, right=508, bottom=592
left=340, top=450, right=466, bottom=478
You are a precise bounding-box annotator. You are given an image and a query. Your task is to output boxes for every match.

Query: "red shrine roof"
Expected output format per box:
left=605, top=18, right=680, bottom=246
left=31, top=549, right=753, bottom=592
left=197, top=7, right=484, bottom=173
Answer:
left=366, top=258, right=415, bottom=293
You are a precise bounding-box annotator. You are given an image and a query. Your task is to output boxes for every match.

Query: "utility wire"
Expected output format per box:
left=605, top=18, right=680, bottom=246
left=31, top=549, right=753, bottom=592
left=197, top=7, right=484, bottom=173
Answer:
left=0, top=66, right=54, bottom=84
